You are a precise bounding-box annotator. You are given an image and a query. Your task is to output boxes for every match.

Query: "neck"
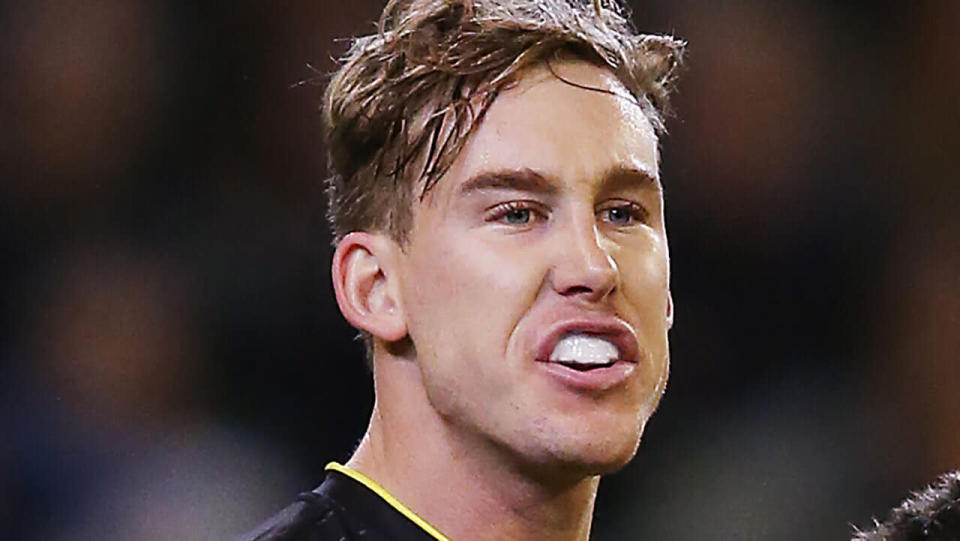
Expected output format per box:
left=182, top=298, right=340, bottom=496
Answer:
left=347, top=356, right=600, bottom=541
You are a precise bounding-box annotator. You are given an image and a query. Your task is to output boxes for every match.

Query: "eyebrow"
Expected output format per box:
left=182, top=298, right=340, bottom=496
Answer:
left=458, top=168, right=560, bottom=196
left=599, top=165, right=660, bottom=195
left=458, top=165, right=658, bottom=197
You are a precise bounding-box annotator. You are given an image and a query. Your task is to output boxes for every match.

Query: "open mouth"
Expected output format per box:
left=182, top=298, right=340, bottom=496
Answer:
left=534, top=325, right=638, bottom=390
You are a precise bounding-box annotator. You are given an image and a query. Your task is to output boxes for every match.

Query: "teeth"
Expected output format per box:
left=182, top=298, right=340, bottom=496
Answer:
left=549, top=334, right=619, bottom=365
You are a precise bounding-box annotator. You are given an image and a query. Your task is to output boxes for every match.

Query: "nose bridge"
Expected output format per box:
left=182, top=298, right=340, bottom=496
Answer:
left=549, top=205, right=618, bottom=298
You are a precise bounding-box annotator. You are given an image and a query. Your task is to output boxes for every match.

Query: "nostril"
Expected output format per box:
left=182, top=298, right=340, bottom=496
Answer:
left=561, top=285, right=594, bottom=296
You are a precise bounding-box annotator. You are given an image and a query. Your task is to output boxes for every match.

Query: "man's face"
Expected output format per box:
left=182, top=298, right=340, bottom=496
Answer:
left=394, top=60, right=671, bottom=476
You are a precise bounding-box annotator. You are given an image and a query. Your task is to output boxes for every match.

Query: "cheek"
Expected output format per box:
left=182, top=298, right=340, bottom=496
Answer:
left=618, top=238, right=671, bottom=331
left=474, top=236, right=548, bottom=302
left=401, top=231, right=545, bottom=359
left=616, top=239, right=671, bottom=411
left=402, top=234, right=544, bottom=423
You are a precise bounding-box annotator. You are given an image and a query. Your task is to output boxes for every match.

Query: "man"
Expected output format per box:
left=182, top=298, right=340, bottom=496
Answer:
left=241, top=1, right=683, bottom=539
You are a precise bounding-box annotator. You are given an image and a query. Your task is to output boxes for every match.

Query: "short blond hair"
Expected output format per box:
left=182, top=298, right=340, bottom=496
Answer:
left=322, top=0, right=684, bottom=245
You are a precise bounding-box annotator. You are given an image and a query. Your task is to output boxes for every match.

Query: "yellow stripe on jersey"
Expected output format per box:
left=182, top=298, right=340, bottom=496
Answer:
left=325, top=462, right=453, bottom=541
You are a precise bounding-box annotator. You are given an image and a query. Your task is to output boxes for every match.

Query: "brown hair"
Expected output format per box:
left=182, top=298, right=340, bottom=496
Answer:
left=322, top=0, right=684, bottom=245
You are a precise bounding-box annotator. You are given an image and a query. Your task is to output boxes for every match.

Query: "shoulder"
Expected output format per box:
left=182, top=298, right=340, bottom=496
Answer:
left=237, top=468, right=443, bottom=541
left=235, top=489, right=349, bottom=541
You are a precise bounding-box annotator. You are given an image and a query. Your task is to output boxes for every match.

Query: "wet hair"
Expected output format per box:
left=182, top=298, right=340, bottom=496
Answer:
left=321, top=0, right=684, bottom=245
left=853, top=471, right=960, bottom=541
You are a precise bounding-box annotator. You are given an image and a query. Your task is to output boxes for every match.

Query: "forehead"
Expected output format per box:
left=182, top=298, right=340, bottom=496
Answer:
left=433, top=60, right=660, bottom=198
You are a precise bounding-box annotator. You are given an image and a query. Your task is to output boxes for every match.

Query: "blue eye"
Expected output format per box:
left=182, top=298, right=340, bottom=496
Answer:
left=504, top=208, right=531, bottom=224
left=599, top=202, right=647, bottom=226
left=605, top=206, right=632, bottom=224
left=487, top=201, right=544, bottom=226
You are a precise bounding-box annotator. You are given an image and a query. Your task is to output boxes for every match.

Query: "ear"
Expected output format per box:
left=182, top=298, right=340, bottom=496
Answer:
left=331, top=232, right=407, bottom=342
left=666, top=290, right=674, bottom=330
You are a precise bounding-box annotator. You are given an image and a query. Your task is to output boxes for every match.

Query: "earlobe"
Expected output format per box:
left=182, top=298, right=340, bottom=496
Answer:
left=331, top=232, right=408, bottom=342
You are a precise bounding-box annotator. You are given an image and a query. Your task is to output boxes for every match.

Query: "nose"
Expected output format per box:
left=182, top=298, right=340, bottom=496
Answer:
left=547, top=217, right=619, bottom=302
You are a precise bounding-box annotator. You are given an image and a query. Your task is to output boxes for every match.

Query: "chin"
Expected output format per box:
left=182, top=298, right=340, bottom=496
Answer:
left=572, top=434, right=643, bottom=475
left=527, top=426, right=645, bottom=481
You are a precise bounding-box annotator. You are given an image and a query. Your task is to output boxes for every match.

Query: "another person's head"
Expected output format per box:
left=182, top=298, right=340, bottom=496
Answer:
left=854, top=471, right=960, bottom=541
left=326, top=0, right=683, bottom=479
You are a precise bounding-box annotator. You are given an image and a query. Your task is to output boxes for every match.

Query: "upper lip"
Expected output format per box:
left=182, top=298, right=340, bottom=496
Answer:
left=534, top=316, right=639, bottom=364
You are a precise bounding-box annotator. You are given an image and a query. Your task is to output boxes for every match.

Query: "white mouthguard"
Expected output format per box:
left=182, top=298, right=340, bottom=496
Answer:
left=549, top=334, right=619, bottom=365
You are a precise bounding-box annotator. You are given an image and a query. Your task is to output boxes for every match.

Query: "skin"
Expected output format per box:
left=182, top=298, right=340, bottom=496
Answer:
left=333, top=59, right=672, bottom=541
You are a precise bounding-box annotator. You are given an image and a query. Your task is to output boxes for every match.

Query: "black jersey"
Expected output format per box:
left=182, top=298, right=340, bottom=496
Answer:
left=237, top=463, right=449, bottom=541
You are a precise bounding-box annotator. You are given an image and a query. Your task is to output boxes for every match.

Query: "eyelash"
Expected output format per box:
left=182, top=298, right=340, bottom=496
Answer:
left=486, top=201, right=546, bottom=225
left=486, top=200, right=649, bottom=227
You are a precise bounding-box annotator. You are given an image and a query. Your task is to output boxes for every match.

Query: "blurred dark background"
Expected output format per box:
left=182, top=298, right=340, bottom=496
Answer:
left=1, top=1, right=957, bottom=539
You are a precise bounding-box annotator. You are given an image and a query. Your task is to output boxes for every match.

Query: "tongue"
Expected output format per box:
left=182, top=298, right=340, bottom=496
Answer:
left=549, top=334, right=619, bottom=366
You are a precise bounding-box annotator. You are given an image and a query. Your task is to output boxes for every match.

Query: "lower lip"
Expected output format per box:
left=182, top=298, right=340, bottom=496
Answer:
left=536, top=360, right=636, bottom=391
